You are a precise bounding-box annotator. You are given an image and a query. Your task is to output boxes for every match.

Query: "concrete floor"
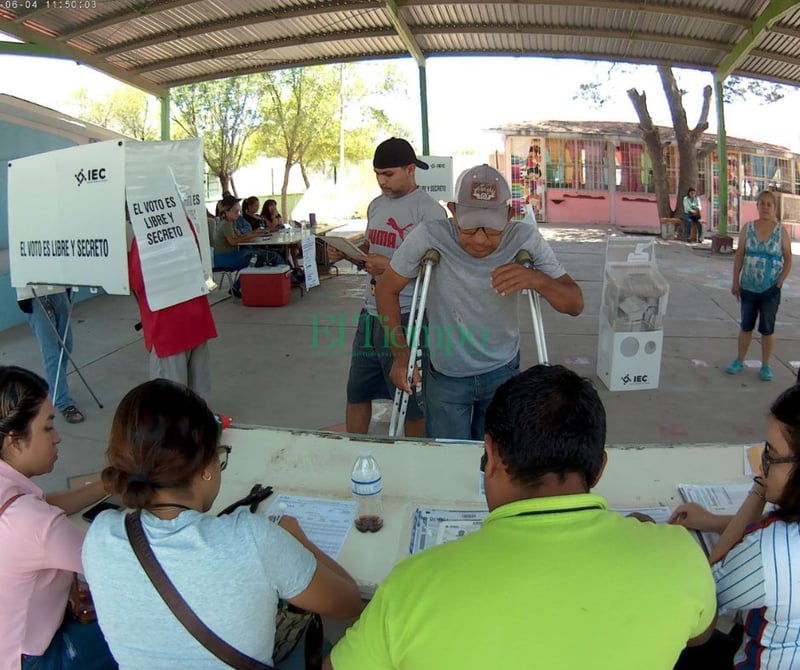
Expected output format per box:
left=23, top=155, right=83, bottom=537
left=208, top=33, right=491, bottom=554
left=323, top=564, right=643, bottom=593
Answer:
left=2, top=226, right=798, bottom=494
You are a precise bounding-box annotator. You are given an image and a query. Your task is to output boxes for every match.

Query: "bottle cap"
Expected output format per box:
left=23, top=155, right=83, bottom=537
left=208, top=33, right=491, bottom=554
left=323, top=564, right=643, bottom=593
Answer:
left=358, top=447, right=371, bottom=457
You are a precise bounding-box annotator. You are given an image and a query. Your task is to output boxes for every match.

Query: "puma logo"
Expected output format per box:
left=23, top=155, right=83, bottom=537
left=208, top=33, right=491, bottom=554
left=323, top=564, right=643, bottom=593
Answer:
left=386, top=217, right=414, bottom=241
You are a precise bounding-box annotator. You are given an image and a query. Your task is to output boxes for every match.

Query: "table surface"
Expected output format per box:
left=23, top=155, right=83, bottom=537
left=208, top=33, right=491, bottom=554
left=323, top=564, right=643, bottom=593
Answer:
left=239, top=224, right=344, bottom=247
left=213, top=427, right=752, bottom=598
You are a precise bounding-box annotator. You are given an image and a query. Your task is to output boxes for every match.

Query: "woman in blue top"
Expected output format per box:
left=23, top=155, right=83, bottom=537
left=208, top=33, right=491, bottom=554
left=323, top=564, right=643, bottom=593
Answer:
left=725, top=190, right=792, bottom=382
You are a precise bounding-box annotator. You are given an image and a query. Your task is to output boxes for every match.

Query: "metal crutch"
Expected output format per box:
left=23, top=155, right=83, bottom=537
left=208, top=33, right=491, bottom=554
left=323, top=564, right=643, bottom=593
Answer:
left=514, top=250, right=549, bottom=365
left=32, top=287, right=104, bottom=409
left=389, top=249, right=441, bottom=437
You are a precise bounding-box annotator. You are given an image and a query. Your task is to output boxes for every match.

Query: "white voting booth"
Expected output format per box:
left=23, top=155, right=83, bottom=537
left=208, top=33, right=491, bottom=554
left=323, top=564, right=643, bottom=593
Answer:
left=8, top=139, right=212, bottom=400
left=596, top=238, right=669, bottom=391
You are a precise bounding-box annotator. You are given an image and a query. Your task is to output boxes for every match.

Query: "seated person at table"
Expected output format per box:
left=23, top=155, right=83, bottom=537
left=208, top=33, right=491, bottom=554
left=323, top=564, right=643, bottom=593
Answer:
left=262, top=198, right=302, bottom=274
left=326, top=364, right=716, bottom=670
left=671, top=384, right=800, bottom=670
left=213, top=194, right=282, bottom=273
left=242, top=196, right=266, bottom=231
left=0, top=365, right=116, bottom=670
left=83, top=379, right=362, bottom=669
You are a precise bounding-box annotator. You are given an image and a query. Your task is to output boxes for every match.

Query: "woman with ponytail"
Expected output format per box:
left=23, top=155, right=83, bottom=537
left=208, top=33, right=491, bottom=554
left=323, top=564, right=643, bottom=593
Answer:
left=82, top=379, right=361, bottom=669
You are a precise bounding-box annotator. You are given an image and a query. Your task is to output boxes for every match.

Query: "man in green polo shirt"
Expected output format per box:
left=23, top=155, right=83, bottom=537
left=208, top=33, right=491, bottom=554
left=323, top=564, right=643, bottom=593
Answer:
left=325, top=365, right=717, bottom=670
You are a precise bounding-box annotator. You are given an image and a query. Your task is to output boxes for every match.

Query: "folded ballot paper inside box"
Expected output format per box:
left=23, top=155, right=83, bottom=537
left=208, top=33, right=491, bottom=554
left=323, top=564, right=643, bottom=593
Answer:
left=239, top=265, right=292, bottom=307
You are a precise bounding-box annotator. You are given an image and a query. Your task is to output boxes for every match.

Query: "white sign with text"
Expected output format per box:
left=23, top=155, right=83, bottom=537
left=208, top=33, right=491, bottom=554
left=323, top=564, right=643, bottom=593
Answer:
left=8, top=140, right=128, bottom=292
left=125, top=156, right=207, bottom=311
left=416, top=156, right=454, bottom=202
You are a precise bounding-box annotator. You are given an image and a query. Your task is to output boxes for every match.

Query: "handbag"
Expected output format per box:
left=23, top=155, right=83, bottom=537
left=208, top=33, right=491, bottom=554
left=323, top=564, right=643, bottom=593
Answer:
left=125, top=511, right=322, bottom=670
left=0, top=493, right=97, bottom=624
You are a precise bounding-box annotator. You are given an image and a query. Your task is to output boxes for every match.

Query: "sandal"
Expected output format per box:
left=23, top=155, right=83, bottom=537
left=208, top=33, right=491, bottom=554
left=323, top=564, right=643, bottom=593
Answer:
left=61, top=405, right=85, bottom=424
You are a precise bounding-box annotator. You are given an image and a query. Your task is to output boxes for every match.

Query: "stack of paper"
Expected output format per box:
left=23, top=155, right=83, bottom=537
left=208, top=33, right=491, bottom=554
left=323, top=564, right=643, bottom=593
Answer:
left=265, top=494, right=357, bottom=559
left=409, top=507, right=488, bottom=554
left=677, top=483, right=752, bottom=554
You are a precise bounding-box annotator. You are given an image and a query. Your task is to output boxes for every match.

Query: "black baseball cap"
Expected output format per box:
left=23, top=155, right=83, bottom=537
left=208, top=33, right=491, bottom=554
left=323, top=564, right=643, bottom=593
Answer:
left=373, top=138, right=429, bottom=170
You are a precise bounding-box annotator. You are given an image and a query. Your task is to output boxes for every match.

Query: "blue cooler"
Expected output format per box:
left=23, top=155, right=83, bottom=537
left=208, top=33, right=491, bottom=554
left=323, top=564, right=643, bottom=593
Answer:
left=239, top=265, right=292, bottom=307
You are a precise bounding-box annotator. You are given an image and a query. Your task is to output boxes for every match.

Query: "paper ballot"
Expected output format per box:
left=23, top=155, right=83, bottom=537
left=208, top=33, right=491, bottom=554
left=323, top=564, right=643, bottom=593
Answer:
left=319, top=235, right=367, bottom=260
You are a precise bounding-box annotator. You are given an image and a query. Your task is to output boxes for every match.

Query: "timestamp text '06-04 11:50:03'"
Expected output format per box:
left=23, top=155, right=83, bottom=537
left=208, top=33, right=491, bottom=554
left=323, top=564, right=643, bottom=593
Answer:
left=2, top=1, right=99, bottom=10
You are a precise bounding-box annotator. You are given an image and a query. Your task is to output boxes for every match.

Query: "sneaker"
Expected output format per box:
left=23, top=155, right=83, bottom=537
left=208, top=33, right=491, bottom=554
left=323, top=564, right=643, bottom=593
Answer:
left=760, top=364, right=774, bottom=381
left=725, top=359, right=744, bottom=375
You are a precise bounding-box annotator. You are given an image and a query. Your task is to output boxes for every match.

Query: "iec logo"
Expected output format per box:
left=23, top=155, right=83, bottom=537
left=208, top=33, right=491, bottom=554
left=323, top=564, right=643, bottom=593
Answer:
left=74, top=167, right=108, bottom=187
left=621, top=373, right=648, bottom=385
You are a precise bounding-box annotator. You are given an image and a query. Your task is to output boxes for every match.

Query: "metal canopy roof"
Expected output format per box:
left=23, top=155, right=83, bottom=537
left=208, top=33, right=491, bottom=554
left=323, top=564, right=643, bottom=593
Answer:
left=1, top=1, right=799, bottom=97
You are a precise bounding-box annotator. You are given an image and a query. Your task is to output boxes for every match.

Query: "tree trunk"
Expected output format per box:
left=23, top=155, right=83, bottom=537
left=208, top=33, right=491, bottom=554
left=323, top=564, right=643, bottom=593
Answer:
left=218, top=173, right=232, bottom=195
left=658, top=65, right=711, bottom=215
left=300, top=162, right=311, bottom=189
left=627, top=88, right=672, bottom=219
left=281, top=158, right=292, bottom=218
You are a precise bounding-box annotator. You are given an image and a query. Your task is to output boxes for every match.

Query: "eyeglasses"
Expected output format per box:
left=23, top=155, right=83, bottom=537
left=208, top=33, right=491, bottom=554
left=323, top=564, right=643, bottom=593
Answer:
left=456, top=222, right=505, bottom=239
left=761, top=440, right=800, bottom=476
left=218, top=445, right=232, bottom=472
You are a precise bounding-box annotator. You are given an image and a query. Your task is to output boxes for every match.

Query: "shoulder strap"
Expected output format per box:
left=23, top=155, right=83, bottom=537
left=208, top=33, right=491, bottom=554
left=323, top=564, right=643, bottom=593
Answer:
left=124, top=511, right=275, bottom=670
left=0, top=493, right=25, bottom=518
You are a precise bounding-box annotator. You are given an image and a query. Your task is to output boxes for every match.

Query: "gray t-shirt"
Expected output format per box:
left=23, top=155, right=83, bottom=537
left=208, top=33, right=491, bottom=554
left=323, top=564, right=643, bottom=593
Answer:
left=364, top=188, right=446, bottom=315
left=390, top=220, right=566, bottom=376
left=83, top=508, right=316, bottom=669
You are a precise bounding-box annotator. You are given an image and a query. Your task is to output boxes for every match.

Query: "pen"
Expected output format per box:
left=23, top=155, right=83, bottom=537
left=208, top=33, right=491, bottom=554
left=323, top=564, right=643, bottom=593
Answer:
left=270, top=502, right=287, bottom=525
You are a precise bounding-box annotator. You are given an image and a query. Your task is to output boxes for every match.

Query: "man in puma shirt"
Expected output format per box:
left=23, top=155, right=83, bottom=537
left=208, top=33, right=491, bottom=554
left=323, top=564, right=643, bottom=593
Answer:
left=329, top=138, right=445, bottom=436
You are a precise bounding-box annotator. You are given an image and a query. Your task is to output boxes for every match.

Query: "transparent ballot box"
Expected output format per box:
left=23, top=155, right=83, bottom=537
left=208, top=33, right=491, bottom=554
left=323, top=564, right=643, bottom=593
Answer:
left=597, top=238, right=669, bottom=391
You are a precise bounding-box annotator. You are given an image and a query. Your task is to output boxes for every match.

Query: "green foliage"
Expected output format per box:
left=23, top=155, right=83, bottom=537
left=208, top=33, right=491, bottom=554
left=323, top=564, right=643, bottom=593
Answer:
left=252, top=63, right=406, bottom=210
left=171, top=77, right=264, bottom=192
left=722, top=76, right=788, bottom=104
left=573, top=82, right=610, bottom=109
left=70, top=87, right=159, bottom=140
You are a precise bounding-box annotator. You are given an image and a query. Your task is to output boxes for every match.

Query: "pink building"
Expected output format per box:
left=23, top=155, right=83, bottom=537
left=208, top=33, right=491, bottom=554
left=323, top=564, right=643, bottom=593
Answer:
left=494, top=121, right=800, bottom=239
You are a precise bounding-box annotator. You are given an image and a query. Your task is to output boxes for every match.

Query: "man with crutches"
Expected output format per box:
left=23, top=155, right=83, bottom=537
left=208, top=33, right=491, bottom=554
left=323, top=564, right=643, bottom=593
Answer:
left=327, top=138, right=446, bottom=437
left=377, top=164, right=583, bottom=441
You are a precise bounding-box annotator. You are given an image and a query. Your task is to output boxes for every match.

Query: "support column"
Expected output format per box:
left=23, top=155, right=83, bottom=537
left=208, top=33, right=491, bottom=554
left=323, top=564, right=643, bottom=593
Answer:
left=160, top=89, right=170, bottom=141
left=419, top=64, right=429, bottom=155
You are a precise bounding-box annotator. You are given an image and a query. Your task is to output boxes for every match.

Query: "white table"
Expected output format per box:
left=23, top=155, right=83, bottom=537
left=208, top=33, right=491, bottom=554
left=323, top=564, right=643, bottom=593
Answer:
left=214, top=427, right=752, bottom=598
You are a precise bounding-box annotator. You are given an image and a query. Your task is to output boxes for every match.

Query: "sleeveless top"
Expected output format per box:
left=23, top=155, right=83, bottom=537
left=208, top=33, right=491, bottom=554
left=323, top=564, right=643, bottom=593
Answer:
left=740, top=221, right=783, bottom=293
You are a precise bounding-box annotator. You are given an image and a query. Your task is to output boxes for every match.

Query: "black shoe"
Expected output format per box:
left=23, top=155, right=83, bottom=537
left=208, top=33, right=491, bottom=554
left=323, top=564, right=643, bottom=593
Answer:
left=229, top=287, right=242, bottom=298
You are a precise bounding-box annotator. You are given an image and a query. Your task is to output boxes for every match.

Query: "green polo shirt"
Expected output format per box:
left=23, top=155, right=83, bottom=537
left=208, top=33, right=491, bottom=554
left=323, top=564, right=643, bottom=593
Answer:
left=331, top=493, right=715, bottom=670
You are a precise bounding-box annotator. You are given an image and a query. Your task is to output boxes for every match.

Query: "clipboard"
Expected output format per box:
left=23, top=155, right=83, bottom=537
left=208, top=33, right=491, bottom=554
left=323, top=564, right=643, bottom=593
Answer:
left=319, top=234, right=367, bottom=260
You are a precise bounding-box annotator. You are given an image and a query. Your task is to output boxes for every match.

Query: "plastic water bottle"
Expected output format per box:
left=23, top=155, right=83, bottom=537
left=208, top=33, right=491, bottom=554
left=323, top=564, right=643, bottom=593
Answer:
left=351, top=448, right=384, bottom=532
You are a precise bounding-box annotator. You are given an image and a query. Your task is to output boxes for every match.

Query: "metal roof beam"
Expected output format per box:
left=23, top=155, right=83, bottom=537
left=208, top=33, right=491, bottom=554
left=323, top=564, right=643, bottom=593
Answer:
left=128, top=22, right=731, bottom=78
left=382, top=0, right=425, bottom=66
left=399, top=0, right=752, bottom=28
left=162, top=51, right=411, bottom=89
left=94, top=1, right=377, bottom=58
left=131, top=29, right=393, bottom=75
left=716, top=0, right=798, bottom=79
left=12, top=0, right=190, bottom=36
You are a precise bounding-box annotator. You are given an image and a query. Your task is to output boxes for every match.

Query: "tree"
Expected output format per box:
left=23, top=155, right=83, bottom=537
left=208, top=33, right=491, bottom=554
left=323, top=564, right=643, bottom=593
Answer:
left=171, top=77, right=264, bottom=194
left=71, top=87, right=159, bottom=141
left=627, top=65, right=712, bottom=219
left=576, top=66, right=788, bottom=220
left=254, top=63, right=406, bottom=214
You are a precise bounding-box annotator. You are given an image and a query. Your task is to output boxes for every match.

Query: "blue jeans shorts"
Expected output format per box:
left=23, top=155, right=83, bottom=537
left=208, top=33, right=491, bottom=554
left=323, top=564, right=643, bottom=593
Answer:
left=424, top=351, right=521, bottom=441
left=740, top=285, right=781, bottom=335
left=346, top=309, right=425, bottom=421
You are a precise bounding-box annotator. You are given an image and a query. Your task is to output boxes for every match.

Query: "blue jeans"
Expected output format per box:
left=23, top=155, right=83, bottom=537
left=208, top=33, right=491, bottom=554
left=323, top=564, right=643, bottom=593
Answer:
left=21, top=619, right=116, bottom=670
left=27, top=293, right=76, bottom=411
left=424, top=351, right=520, bottom=440
left=683, top=215, right=702, bottom=241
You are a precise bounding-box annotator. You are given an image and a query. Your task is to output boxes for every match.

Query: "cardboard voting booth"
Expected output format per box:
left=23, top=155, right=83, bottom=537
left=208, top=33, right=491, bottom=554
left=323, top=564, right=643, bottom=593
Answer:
left=596, top=238, right=669, bottom=391
left=8, top=138, right=211, bottom=310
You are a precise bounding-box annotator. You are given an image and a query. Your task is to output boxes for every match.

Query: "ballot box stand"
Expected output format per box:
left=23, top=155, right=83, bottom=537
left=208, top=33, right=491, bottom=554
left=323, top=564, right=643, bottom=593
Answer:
left=596, top=238, right=669, bottom=391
